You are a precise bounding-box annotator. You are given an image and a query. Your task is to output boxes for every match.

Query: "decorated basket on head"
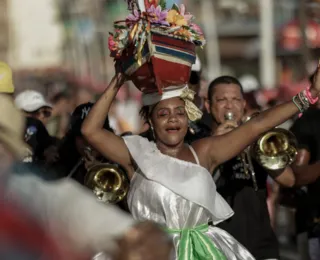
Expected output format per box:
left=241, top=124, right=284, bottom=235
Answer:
left=108, top=0, right=205, bottom=94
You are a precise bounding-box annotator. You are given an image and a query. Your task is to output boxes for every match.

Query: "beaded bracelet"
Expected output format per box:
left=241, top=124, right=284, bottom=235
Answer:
left=293, top=90, right=311, bottom=117
left=298, top=91, right=310, bottom=109
left=305, top=87, right=319, bottom=104
left=292, top=95, right=304, bottom=113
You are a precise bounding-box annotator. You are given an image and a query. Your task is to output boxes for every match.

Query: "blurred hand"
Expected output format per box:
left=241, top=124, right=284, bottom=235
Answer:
left=311, top=61, right=320, bottom=95
left=84, top=149, right=98, bottom=170
left=213, top=121, right=238, bottom=136
left=114, top=222, right=172, bottom=260
left=44, top=145, right=59, bottom=164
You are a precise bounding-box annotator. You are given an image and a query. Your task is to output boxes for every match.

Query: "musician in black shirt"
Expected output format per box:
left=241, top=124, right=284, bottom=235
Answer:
left=290, top=106, right=320, bottom=260
left=54, top=102, right=113, bottom=183
left=53, top=102, right=130, bottom=212
left=204, top=76, right=296, bottom=259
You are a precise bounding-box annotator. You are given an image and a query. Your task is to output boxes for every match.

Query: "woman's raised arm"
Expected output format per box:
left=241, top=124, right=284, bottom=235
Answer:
left=195, top=72, right=320, bottom=172
left=82, top=73, right=134, bottom=177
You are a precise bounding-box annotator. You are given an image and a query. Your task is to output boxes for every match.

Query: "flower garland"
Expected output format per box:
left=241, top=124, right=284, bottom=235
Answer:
left=108, top=0, right=205, bottom=61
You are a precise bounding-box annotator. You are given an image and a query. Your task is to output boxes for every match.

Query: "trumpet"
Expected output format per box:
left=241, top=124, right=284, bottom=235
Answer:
left=251, top=128, right=298, bottom=171
left=224, top=111, right=298, bottom=190
left=68, top=147, right=129, bottom=204
left=85, top=162, right=129, bottom=204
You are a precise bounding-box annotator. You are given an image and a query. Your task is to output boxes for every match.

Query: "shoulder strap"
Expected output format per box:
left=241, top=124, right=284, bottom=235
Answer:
left=188, top=145, right=200, bottom=165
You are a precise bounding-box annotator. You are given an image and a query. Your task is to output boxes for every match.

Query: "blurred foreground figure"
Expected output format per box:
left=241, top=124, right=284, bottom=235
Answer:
left=0, top=61, right=14, bottom=95
left=0, top=95, right=172, bottom=259
left=0, top=94, right=83, bottom=259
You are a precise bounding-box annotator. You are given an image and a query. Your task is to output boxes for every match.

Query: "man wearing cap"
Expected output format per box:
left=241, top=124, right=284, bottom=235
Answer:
left=1, top=94, right=172, bottom=259
left=15, top=90, right=53, bottom=125
left=14, top=90, right=58, bottom=165
left=53, top=102, right=114, bottom=183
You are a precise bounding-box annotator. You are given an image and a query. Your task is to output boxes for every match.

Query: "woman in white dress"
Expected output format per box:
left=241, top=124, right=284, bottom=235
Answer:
left=82, top=69, right=320, bottom=260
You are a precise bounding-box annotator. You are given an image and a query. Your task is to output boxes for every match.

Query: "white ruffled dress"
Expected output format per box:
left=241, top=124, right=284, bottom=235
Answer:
left=123, top=136, right=255, bottom=260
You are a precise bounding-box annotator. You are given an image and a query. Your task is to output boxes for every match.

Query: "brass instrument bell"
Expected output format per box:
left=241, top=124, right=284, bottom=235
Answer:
left=222, top=110, right=298, bottom=189
left=85, top=163, right=129, bottom=204
left=243, top=112, right=298, bottom=171
left=82, top=146, right=129, bottom=204
left=251, top=128, right=298, bottom=171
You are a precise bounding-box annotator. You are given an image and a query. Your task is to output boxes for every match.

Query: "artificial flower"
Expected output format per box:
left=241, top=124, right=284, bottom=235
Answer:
left=166, top=9, right=187, bottom=26
left=144, top=0, right=160, bottom=9
left=126, top=9, right=140, bottom=22
left=147, top=5, right=169, bottom=26
left=190, top=23, right=203, bottom=36
left=109, top=1, right=206, bottom=60
left=179, top=4, right=193, bottom=23
left=108, top=35, right=118, bottom=51
left=173, top=27, right=191, bottom=39
left=116, top=29, right=129, bottom=41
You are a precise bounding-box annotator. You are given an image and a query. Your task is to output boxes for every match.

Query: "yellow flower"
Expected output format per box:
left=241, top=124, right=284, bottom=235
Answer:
left=166, top=9, right=187, bottom=26
left=173, top=28, right=191, bottom=38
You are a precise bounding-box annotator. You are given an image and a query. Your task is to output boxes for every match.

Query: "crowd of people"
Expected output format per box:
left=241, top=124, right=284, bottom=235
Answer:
left=0, top=53, right=320, bottom=259
left=2, top=2, right=320, bottom=259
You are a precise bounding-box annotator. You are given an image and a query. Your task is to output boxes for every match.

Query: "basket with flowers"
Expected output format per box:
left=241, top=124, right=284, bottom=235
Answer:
left=108, top=0, right=205, bottom=94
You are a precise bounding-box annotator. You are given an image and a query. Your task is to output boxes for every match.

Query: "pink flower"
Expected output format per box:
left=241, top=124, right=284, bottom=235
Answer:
left=190, top=23, right=203, bottom=36
left=144, top=0, right=160, bottom=9
left=126, top=9, right=140, bottom=22
left=147, top=5, right=169, bottom=26
left=179, top=4, right=193, bottom=23
left=108, top=35, right=118, bottom=51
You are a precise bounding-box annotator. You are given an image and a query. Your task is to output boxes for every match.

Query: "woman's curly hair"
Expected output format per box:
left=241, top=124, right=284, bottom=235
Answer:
left=139, top=105, right=156, bottom=141
left=139, top=104, right=157, bottom=122
left=139, top=106, right=150, bottom=122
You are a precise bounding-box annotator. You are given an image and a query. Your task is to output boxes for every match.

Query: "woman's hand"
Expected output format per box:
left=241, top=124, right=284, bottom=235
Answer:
left=83, top=149, right=99, bottom=170
left=213, top=121, right=238, bottom=137
left=114, top=61, right=127, bottom=87
left=113, top=72, right=127, bottom=89
left=114, top=222, right=173, bottom=260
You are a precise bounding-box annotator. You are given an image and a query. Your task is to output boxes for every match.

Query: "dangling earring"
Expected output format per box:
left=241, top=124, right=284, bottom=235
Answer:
left=149, top=122, right=156, bottom=140
left=151, top=126, right=156, bottom=140
left=188, top=121, right=195, bottom=135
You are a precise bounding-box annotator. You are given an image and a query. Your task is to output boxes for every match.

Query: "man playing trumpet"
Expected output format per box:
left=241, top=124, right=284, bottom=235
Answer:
left=205, top=76, right=296, bottom=260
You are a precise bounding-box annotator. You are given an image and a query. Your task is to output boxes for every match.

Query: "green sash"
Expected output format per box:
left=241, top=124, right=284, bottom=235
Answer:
left=167, top=224, right=227, bottom=260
